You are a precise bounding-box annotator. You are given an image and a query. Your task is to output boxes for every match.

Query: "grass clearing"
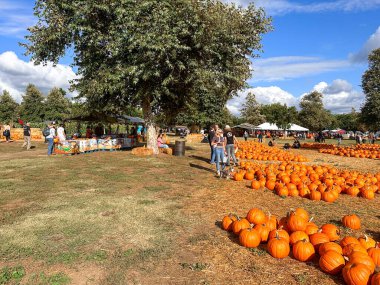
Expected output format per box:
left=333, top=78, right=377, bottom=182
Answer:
left=0, top=139, right=379, bottom=284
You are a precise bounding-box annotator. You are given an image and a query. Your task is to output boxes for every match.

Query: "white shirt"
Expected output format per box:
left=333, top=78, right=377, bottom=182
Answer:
left=47, top=128, right=56, bottom=139
left=57, top=126, right=66, bottom=141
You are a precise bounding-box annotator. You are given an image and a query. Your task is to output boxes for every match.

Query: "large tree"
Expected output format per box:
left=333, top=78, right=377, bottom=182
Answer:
left=240, top=92, right=266, bottom=126
left=44, top=88, right=71, bottom=122
left=23, top=0, right=272, bottom=153
left=0, top=90, right=19, bottom=124
left=361, top=48, right=380, bottom=129
left=334, top=108, right=360, bottom=131
left=261, top=103, right=298, bottom=132
left=19, top=84, right=45, bottom=122
left=298, top=91, right=333, bottom=132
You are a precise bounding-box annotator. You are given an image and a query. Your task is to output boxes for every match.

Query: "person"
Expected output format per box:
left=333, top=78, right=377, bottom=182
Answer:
left=212, top=129, right=226, bottom=176
left=94, top=123, right=104, bottom=137
left=283, top=143, right=290, bottom=150
left=224, top=125, right=238, bottom=166
left=337, top=133, right=342, bottom=146
left=208, top=124, right=217, bottom=164
left=57, top=123, right=66, bottom=142
left=292, top=139, right=301, bottom=149
left=258, top=131, right=263, bottom=143
left=3, top=123, right=11, bottom=142
left=21, top=122, right=31, bottom=150
left=243, top=130, right=248, bottom=141
left=46, top=123, right=56, bottom=155
left=157, top=133, right=169, bottom=148
left=86, top=126, right=93, bottom=138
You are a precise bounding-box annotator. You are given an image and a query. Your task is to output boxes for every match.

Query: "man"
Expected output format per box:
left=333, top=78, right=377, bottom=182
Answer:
left=46, top=123, right=56, bottom=156
left=21, top=122, right=31, bottom=150
left=208, top=124, right=217, bottom=164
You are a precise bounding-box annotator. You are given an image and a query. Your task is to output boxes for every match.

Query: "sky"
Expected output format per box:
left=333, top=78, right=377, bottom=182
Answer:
left=0, top=0, right=379, bottom=115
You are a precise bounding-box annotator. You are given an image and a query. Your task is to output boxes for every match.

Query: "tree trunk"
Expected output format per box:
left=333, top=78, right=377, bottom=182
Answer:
left=142, top=97, right=159, bottom=154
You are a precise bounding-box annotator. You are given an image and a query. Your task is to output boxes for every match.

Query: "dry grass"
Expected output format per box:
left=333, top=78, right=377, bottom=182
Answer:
left=0, top=139, right=379, bottom=284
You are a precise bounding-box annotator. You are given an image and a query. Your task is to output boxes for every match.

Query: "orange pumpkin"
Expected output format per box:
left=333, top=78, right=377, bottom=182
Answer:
left=319, top=250, right=345, bottom=275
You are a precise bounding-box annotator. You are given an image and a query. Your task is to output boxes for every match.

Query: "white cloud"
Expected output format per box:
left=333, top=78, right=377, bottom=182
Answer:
left=349, top=26, right=380, bottom=63
left=0, top=51, right=78, bottom=102
left=250, top=56, right=350, bottom=82
left=227, top=86, right=298, bottom=116
left=308, top=79, right=365, bottom=113
left=223, top=0, right=380, bottom=15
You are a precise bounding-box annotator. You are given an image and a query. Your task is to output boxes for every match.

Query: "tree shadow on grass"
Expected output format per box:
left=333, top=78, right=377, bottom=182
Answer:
left=189, top=162, right=215, bottom=173
left=189, top=155, right=210, bottom=163
left=365, top=229, right=380, bottom=240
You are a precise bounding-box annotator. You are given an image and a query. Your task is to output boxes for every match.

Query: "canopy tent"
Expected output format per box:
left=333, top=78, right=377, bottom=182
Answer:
left=232, top=123, right=256, bottom=130
left=116, top=115, right=145, bottom=124
left=255, top=122, right=309, bottom=132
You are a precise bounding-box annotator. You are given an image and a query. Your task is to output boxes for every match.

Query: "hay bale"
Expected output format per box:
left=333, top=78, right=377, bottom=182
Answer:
left=186, top=134, right=203, bottom=143
left=131, top=147, right=154, bottom=156
left=159, top=148, right=173, bottom=155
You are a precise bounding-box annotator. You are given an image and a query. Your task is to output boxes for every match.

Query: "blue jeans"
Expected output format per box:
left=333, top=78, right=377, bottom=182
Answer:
left=210, top=146, right=216, bottom=163
left=47, top=138, right=54, bottom=155
left=225, top=144, right=237, bottom=165
left=215, top=148, right=225, bottom=172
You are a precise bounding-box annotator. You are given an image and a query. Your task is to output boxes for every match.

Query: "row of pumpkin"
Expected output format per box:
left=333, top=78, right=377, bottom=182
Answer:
left=234, top=161, right=380, bottom=202
left=301, top=143, right=380, bottom=159
left=222, top=208, right=379, bottom=285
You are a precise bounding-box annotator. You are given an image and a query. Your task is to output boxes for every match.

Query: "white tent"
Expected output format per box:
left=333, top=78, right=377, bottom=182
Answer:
left=255, top=122, right=309, bottom=132
left=255, top=122, right=279, bottom=131
left=287, top=124, right=309, bottom=132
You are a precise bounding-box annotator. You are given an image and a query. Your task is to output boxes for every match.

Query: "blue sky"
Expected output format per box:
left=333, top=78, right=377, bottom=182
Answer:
left=0, top=0, right=380, bottom=115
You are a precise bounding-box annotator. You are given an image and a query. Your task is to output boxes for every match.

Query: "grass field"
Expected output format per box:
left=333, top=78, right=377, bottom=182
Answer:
left=0, top=139, right=379, bottom=284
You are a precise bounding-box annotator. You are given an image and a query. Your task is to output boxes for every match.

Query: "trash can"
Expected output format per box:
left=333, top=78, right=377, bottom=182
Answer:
left=174, top=140, right=185, bottom=156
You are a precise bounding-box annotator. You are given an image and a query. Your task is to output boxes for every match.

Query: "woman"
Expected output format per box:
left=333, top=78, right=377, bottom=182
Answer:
left=157, top=133, right=169, bottom=148
left=3, top=123, right=11, bottom=142
left=57, top=123, right=66, bottom=142
left=224, top=125, right=238, bottom=166
left=211, top=129, right=226, bottom=176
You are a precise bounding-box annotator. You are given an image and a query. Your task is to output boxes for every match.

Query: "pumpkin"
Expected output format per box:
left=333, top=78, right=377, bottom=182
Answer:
left=293, top=239, right=315, bottom=262
left=368, top=243, right=380, bottom=266
left=319, top=250, right=345, bottom=275
left=265, top=180, right=276, bottom=191
left=319, top=242, right=343, bottom=256
left=232, top=217, right=251, bottom=235
left=251, top=180, right=261, bottom=190
left=305, top=218, right=319, bottom=235
left=321, top=224, right=340, bottom=242
left=309, top=190, right=321, bottom=201
left=294, top=208, right=309, bottom=221
left=239, top=227, right=261, bottom=248
left=343, top=244, right=368, bottom=257
left=287, top=212, right=307, bottom=232
left=358, top=235, right=376, bottom=250
left=254, top=223, right=271, bottom=243
left=267, top=234, right=290, bottom=259
left=309, top=231, right=330, bottom=251
left=342, top=262, right=371, bottom=285
left=221, top=214, right=237, bottom=231
left=246, top=208, right=266, bottom=225
left=265, top=213, right=277, bottom=231
left=342, top=214, right=361, bottom=230
left=340, top=236, right=360, bottom=248
left=268, top=228, right=290, bottom=243
left=289, top=231, right=309, bottom=246
left=348, top=252, right=375, bottom=273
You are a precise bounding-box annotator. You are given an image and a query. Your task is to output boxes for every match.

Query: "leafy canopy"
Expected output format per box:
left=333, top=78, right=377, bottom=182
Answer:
left=361, top=48, right=380, bottom=129
left=44, top=88, right=72, bottom=121
left=240, top=92, right=266, bottom=126
left=261, top=103, right=298, bottom=130
left=0, top=90, right=19, bottom=123
left=19, top=84, right=46, bottom=123
left=23, top=0, right=272, bottom=122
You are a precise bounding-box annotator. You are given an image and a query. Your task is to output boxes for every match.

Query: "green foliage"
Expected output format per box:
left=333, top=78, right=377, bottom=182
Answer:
left=261, top=103, right=298, bottom=130
left=298, top=91, right=333, bottom=131
left=361, top=48, right=380, bottom=129
left=240, top=92, right=265, bottom=125
left=19, top=84, right=45, bottom=123
left=23, top=0, right=272, bottom=123
left=44, top=88, right=71, bottom=122
left=334, top=108, right=360, bottom=131
left=0, top=90, right=19, bottom=124
left=0, top=265, right=25, bottom=284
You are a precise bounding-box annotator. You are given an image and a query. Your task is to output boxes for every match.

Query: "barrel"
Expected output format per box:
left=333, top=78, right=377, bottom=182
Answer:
left=174, top=140, right=185, bottom=156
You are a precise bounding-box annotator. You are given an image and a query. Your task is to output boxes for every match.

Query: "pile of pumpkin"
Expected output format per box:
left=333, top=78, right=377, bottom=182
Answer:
left=301, top=143, right=380, bottom=159
left=222, top=208, right=380, bottom=285
left=235, top=141, right=308, bottom=162
left=234, top=161, right=380, bottom=202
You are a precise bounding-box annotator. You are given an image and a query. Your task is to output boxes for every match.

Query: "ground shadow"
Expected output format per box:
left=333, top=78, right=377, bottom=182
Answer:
left=189, top=155, right=210, bottom=163
left=366, top=229, right=380, bottom=240
left=328, top=219, right=343, bottom=226
left=189, top=162, right=215, bottom=173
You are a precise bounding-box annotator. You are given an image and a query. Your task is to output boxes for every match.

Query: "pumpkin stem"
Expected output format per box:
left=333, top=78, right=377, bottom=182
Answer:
left=308, top=217, right=314, bottom=222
